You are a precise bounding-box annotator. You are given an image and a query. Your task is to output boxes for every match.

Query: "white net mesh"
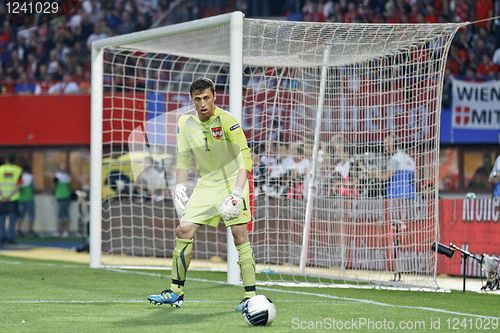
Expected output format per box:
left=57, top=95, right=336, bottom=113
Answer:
left=94, top=15, right=461, bottom=289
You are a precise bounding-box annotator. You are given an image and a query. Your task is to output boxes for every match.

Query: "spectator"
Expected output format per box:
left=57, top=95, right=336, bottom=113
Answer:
left=48, top=74, right=80, bottom=94
left=37, top=66, right=53, bottom=94
left=344, top=2, right=361, bottom=23
left=453, top=0, right=470, bottom=22
left=32, top=43, right=49, bottom=69
left=361, top=134, right=417, bottom=210
left=362, top=135, right=415, bottom=281
left=0, top=155, right=23, bottom=245
left=323, top=0, right=334, bottom=20
left=468, top=153, right=493, bottom=191
left=251, top=144, right=266, bottom=197
left=493, top=46, right=500, bottom=67
left=116, top=11, right=136, bottom=35
left=18, top=165, right=37, bottom=237
left=264, top=142, right=294, bottom=198
left=329, top=134, right=360, bottom=197
left=78, top=12, right=95, bottom=41
left=425, top=4, right=439, bottom=23
left=47, top=49, right=60, bottom=76
left=0, top=20, right=12, bottom=47
left=70, top=42, right=89, bottom=69
left=135, top=13, right=152, bottom=32
left=259, top=142, right=278, bottom=168
left=78, top=71, right=91, bottom=94
left=54, top=165, right=72, bottom=237
left=0, top=0, right=498, bottom=98
left=1, top=75, right=16, bottom=95
left=86, top=20, right=109, bottom=48
left=286, top=142, right=310, bottom=200
left=68, top=9, right=84, bottom=33
left=15, top=72, right=39, bottom=95
left=475, top=0, right=494, bottom=29
left=303, top=0, right=326, bottom=22
left=489, top=154, right=500, bottom=197
left=105, top=7, right=123, bottom=33
left=383, top=135, right=416, bottom=200
left=476, top=54, right=499, bottom=80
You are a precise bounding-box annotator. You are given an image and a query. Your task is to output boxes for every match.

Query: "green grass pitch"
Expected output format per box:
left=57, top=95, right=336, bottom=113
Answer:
left=1, top=255, right=498, bottom=332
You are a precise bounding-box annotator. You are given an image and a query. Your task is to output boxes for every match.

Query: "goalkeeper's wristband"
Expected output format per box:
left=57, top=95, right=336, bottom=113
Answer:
left=231, top=187, right=243, bottom=198
left=175, top=183, right=187, bottom=192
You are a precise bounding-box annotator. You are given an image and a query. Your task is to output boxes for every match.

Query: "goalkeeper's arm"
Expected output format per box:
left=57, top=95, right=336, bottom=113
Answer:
left=176, top=168, right=188, bottom=185
left=220, top=168, right=248, bottom=221
left=233, top=168, right=248, bottom=192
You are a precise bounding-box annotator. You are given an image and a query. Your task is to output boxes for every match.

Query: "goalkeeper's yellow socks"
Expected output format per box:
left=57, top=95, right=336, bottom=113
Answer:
left=236, top=242, right=257, bottom=298
left=170, top=238, right=193, bottom=295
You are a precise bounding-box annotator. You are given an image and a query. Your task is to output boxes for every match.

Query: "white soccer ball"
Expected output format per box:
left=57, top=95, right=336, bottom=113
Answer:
left=242, top=295, right=276, bottom=326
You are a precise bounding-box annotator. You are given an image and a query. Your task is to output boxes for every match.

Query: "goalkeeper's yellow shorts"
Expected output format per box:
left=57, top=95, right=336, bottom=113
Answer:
left=180, top=177, right=251, bottom=227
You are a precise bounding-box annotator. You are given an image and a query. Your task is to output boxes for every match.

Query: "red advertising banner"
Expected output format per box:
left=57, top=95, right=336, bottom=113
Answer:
left=0, top=95, right=91, bottom=145
left=0, top=94, right=146, bottom=146
left=102, top=93, right=146, bottom=144
left=439, top=197, right=500, bottom=276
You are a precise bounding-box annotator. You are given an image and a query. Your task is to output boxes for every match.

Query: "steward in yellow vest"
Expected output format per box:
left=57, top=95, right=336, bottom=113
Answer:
left=0, top=156, right=22, bottom=244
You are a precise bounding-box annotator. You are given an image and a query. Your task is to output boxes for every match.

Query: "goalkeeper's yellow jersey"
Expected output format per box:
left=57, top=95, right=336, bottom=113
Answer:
left=176, top=107, right=252, bottom=181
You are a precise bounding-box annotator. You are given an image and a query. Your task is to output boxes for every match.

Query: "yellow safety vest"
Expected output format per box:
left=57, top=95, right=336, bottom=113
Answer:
left=0, top=164, right=23, bottom=201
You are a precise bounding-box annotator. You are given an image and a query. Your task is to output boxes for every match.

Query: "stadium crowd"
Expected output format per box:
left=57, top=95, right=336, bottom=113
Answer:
left=0, top=0, right=499, bottom=96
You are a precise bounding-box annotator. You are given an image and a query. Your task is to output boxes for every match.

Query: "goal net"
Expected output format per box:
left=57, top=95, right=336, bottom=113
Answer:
left=90, top=12, right=462, bottom=289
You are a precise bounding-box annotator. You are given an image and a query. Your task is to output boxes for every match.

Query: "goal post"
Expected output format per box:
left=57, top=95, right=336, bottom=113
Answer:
left=90, top=12, right=244, bottom=282
left=299, top=45, right=330, bottom=273
left=90, top=45, right=104, bottom=269
left=91, top=12, right=463, bottom=289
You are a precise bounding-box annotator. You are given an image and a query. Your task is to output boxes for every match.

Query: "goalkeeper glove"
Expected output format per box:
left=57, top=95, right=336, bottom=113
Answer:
left=174, top=184, right=189, bottom=217
left=219, top=187, right=243, bottom=221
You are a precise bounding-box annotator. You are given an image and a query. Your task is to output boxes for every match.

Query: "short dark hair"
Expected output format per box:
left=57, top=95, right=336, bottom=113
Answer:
left=189, top=77, right=215, bottom=96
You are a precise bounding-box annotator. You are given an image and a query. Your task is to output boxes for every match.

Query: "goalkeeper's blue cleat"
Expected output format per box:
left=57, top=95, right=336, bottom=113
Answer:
left=147, top=289, right=184, bottom=307
left=235, top=297, right=249, bottom=312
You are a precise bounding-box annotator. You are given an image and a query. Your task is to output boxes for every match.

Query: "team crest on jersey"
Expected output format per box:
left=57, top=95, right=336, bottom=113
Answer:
left=211, top=126, right=223, bottom=140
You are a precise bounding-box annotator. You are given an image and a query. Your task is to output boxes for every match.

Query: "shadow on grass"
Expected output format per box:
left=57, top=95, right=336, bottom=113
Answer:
left=115, top=308, right=232, bottom=328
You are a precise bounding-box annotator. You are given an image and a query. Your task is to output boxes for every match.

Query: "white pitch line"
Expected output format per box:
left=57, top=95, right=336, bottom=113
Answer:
left=0, top=299, right=348, bottom=304
left=2, top=260, right=499, bottom=320
left=0, top=259, right=82, bottom=269
left=0, top=300, right=228, bottom=304
left=0, top=300, right=146, bottom=304
left=110, top=268, right=500, bottom=321
left=254, top=286, right=500, bottom=321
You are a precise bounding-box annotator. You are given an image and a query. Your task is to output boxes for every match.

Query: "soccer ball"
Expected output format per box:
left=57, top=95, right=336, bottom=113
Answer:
left=242, top=295, right=276, bottom=326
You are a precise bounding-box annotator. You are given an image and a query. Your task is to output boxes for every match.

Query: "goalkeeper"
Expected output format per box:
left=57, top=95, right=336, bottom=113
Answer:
left=148, top=77, right=256, bottom=312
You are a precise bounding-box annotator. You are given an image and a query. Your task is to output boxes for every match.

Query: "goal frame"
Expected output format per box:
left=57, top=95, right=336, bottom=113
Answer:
left=90, top=12, right=244, bottom=285
left=90, top=11, right=462, bottom=290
